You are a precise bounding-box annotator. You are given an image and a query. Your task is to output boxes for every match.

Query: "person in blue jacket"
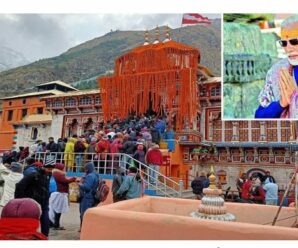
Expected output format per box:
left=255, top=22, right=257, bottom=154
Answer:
left=116, top=166, right=143, bottom=200
left=78, top=162, right=99, bottom=227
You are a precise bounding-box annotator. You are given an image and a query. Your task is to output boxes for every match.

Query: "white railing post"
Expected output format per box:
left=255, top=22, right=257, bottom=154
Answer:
left=111, top=154, right=114, bottom=175
left=179, top=179, right=183, bottom=198
left=104, top=154, right=107, bottom=174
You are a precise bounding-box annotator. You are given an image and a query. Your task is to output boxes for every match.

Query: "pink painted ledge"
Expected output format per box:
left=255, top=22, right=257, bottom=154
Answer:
left=81, top=196, right=298, bottom=240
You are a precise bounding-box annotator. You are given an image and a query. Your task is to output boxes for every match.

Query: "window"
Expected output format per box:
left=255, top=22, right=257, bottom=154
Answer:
left=22, top=99, right=26, bottom=104
left=210, top=86, right=221, bottom=96
left=281, top=121, right=291, bottom=142
left=65, top=98, right=76, bottom=106
left=7, top=110, right=13, bottom=121
left=31, top=127, right=38, bottom=140
left=79, top=97, right=92, bottom=105
left=213, top=119, right=222, bottom=142
left=37, top=107, right=43, bottom=114
left=217, top=170, right=227, bottom=185
left=9, top=101, right=12, bottom=106
left=239, top=121, right=249, bottom=142
left=95, top=97, right=101, bottom=105
left=266, top=121, right=278, bottom=142
left=22, top=109, right=28, bottom=118
left=53, top=100, right=63, bottom=107
left=224, top=121, right=233, bottom=141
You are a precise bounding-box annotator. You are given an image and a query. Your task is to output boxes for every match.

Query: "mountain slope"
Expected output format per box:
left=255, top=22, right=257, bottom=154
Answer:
left=0, top=46, right=30, bottom=72
left=0, top=20, right=221, bottom=98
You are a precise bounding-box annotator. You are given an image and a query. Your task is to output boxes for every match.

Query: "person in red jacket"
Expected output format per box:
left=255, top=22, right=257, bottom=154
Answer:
left=146, top=143, right=163, bottom=185
left=95, top=135, right=111, bottom=174
left=248, top=177, right=265, bottom=204
left=49, top=163, right=76, bottom=230
left=241, top=177, right=252, bottom=200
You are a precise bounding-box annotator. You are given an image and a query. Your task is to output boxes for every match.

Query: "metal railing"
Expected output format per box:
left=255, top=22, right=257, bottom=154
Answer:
left=29, top=152, right=183, bottom=198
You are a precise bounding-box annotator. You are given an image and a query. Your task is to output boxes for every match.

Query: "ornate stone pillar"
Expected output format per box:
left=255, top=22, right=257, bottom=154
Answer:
left=253, top=147, right=259, bottom=163
left=226, top=147, right=232, bottom=162
left=231, top=122, right=239, bottom=142
left=239, top=147, right=245, bottom=162
left=222, top=120, right=225, bottom=142
left=213, top=146, right=219, bottom=162
left=289, top=121, right=297, bottom=142
left=208, top=112, right=214, bottom=141
left=259, top=121, right=267, bottom=142
left=285, top=147, right=291, bottom=164
left=269, top=147, right=275, bottom=163
left=77, top=119, right=83, bottom=136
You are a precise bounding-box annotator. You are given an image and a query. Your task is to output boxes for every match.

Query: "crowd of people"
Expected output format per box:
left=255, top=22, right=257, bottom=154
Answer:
left=0, top=155, right=147, bottom=239
left=0, top=114, right=167, bottom=239
left=235, top=171, right=278, bottom=205
left=190, top=170, right=280, bottom=206
left=2, top=114, right=166, bottom=173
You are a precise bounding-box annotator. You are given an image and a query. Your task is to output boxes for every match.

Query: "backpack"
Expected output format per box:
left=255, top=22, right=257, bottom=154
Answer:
left=94, top=179, right=110, bottom=204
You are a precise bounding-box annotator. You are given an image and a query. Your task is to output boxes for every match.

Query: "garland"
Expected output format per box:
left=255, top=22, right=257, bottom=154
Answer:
left=99, top=40, right=199, bottom=130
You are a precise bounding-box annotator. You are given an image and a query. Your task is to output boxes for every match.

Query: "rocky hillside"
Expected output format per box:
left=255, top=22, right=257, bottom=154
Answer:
left=0, top=46, right=30, bottom=72
left=0, top=19, right=221, bottom=98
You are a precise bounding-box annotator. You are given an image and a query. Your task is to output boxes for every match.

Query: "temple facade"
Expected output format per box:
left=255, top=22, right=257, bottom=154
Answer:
left=175, top=74, right=298, bottom=191
left=42, top=89, right=102, bottom=138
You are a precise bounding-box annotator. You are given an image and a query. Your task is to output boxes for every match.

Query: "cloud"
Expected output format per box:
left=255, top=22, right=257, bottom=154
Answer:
left=0, top=14, right=221, bottom=61
left=0, top=14, right=71, bottom=61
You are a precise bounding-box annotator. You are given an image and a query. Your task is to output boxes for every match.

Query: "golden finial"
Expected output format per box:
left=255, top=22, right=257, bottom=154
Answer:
left=153, top=26, right=160, bottom=44
left=208, top=164, right=217, bottom=189
left=163, top=25, right=171, bottom=42
left=144, top=30, right=149, bottom=45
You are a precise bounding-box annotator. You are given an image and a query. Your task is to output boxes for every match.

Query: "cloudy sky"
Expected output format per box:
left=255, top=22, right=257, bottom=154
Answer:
left=0, top=14, right=220, bottom=62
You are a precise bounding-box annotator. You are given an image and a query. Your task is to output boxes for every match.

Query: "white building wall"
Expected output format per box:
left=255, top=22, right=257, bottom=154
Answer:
left=16, top=124, right=52, bottom=148
left=50, top=115, right=64, bottom=141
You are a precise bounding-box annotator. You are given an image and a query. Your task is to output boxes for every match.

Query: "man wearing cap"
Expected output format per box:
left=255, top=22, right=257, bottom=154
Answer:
left=15, top=163, right=55, bottom=237
left=23, top=160, right=43, bottom=176
left=263, top=170, right=276, bottom=183
left=0, top=162, right=24, bottom=211
left=255, top=15, right=298, bottom=118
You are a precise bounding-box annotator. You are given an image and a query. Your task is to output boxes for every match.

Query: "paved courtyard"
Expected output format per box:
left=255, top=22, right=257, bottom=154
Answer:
left=49, top=202, right=81, bottom=240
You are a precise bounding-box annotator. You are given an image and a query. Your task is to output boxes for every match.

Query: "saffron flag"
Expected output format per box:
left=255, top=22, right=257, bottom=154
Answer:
left=182, top=13, right=211, bottom=25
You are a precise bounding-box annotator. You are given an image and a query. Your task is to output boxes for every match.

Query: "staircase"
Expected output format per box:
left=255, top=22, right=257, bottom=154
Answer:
left=31, top=152, right=184, bottom=198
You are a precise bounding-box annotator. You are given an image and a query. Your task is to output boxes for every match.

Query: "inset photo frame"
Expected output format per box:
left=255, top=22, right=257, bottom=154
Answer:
left=223, top=14, right=298, bottom=120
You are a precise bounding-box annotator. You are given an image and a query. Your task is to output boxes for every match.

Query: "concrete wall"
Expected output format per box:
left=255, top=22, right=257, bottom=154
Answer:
left=81, top=197, right=298, bottom=240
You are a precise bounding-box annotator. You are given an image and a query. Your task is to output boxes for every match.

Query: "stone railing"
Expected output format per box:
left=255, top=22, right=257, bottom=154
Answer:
left=224, top=54, right=272, bottom=84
